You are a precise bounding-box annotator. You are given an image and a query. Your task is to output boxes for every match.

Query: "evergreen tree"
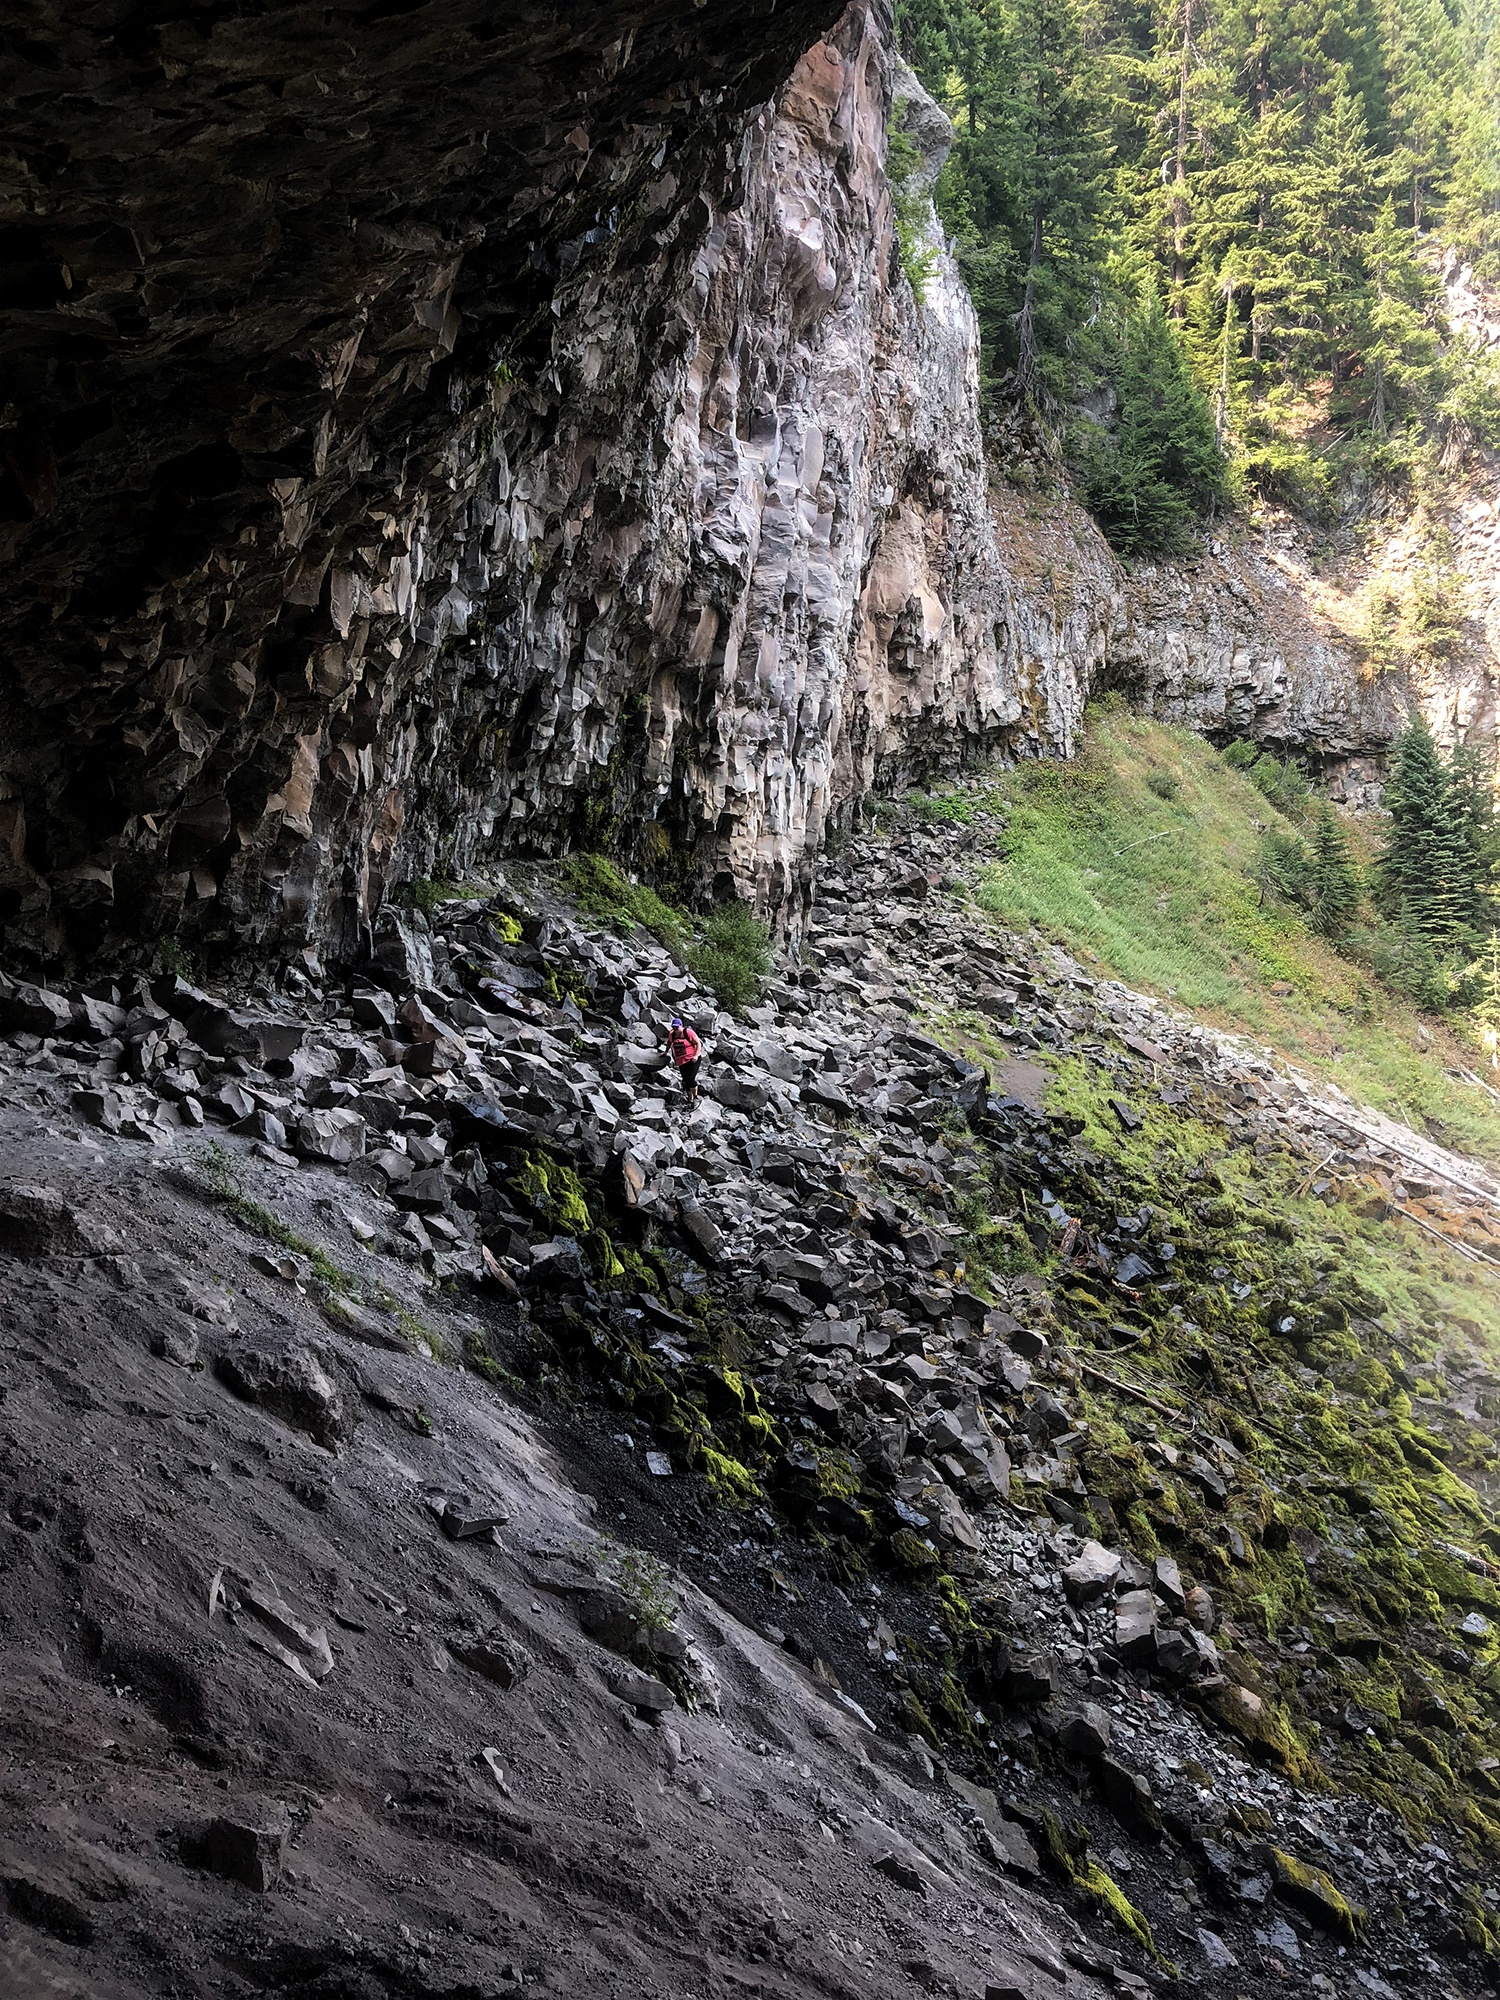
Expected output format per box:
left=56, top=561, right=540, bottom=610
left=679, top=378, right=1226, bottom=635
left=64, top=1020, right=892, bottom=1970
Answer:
left=1468, top=930, right=1500, bottom=1068
left=1372, top=904, right=1453, bottom=1008
left=1356, top=198, right=1440, bottom=437
left=1072, top=275, right=1230, bottom=552
left=1378, top=0, right=1463, bottom=230
left=1445, top=8, right=1500, bottom=276
left=1447, top=737, right=1500, bottom=929
left=1307, top=803, right=1362, bottom=936
left=1272, top=73, right=1383, bottom=382
left=1375, top=716, right=1473, bottom=946
left=986, top=0, right=1112, bottom=405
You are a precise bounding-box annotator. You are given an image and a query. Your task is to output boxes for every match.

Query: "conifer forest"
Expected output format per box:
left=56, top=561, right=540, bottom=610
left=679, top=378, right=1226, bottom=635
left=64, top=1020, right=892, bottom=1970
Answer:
left=896, top=0, right=1500, bottom=551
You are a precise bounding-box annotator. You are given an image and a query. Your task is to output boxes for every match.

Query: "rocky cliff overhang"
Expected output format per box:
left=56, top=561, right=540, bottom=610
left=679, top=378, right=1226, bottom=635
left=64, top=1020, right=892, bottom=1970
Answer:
left=1, top=0, right=844, bottom=971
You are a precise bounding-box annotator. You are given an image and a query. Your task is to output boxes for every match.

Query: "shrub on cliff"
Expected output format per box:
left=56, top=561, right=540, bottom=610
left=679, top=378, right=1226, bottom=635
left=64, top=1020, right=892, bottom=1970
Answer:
left=887, top=117, right=939, bottom=303
left=689, top=904, right=773, bottom=1014
left=1223, top=742, right=1312, bottom=820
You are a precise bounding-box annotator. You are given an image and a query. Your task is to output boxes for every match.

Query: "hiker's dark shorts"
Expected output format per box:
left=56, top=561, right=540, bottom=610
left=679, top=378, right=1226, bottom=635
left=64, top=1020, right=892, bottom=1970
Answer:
left=677, top=1059, right=701, bottom=1093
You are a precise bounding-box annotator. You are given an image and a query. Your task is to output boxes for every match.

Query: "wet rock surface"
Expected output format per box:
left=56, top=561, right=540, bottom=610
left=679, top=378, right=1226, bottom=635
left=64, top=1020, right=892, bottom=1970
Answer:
left=2, top=798, right=1499, bottom=1996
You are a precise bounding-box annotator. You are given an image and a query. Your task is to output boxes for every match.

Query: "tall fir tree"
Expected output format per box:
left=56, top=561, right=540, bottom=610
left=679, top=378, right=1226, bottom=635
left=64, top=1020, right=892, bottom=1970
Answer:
left=1072, top=275, right=1231, bottom=550
left=1468, top=930, right=1500, bottom=1068
left=1006, top=0, right=1110, bottom=404
left=1377, top=0, right=1462, bottom=229
left=902, top=0, right=1111, bottom=406
left=1447, top=738, right=1500, bottom=930
left=1307, top=803, right=1362, bottom=937
left=1375, top=717, right=1474, bottom=947
left=1271, top=72, right=1383, bottom=383
left=1446, top=2, right=1500, bottom=274
left=1356, top=197, right=1440, bottom=438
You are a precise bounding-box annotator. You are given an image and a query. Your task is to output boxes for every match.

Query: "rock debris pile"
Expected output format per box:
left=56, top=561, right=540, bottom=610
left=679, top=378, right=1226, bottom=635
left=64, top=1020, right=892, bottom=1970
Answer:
left=2, top=799, right=1499, bottom=1997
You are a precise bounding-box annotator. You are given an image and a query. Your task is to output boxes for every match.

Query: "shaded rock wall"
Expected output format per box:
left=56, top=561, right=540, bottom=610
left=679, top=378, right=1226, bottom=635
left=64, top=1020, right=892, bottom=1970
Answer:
left=0, top=0, right=842, bottom=970
left=4, top=0, right=1041, bottom=976
left=421, top=18, right=1019, bottom=920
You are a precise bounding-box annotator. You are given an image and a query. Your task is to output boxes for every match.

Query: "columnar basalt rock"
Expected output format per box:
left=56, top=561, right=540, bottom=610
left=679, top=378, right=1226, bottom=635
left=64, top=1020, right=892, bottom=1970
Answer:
left=1106, top=540, right=1407, bottom=790
left=2, top=0, right=1032, bottom=973
left=1106, top=516, right=1500, bottom=806
left=0, top=0, right=843, bottom=970
left=431, top=13, right=1023, bottom=923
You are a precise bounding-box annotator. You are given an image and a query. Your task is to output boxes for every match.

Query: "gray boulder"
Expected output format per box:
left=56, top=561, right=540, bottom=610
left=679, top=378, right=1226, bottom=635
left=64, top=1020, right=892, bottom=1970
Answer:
left=215, top=1338, right=351, bottom=1446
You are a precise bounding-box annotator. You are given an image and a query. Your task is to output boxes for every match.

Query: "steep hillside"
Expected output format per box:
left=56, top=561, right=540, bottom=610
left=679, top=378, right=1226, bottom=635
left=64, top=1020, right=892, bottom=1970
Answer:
left=964, top=708, right=1500, bottom=1166
left=7, top=6, right=1500, bottom=1997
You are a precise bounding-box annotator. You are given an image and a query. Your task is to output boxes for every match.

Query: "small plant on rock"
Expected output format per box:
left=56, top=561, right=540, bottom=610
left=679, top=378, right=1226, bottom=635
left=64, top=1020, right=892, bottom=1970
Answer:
left=591, top=1536, right=677, bottom=1634
left=193, top=1142, right=357, bottom=1297
left=688, top=903, right=772, bottom=1013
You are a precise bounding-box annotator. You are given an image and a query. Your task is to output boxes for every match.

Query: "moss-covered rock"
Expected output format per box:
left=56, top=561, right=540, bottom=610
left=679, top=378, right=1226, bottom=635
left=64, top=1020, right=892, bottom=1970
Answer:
left=887, top=1528, right=941, bottom=1575
left=1195, top=1679, right=1314, bottom=1778
left=701, top=1446, right=760, bottom=1506
left=1263, top=1846, right=1362, bottom=1942
left=1075, top=1858, right=1158, bottom=1957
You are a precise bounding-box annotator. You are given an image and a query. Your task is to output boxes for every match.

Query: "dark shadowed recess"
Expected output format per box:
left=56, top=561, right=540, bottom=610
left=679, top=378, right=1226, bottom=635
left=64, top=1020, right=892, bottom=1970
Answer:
left=0, top=0, right=842, bottom=970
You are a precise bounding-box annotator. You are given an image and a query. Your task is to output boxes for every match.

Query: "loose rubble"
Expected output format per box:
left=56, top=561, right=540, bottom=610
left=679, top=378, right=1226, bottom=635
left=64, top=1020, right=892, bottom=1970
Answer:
left=1, top=795, right=1499, bottom=1998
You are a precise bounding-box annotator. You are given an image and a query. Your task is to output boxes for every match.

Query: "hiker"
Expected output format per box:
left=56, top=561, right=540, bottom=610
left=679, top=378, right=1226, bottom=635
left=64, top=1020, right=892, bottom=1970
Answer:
left=666, top=1016, right=702, bottom=1108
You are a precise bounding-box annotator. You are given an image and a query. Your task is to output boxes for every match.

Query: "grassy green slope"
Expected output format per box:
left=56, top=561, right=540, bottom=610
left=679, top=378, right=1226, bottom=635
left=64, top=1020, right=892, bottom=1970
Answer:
left=960, top=705, right=1500, bottom=1166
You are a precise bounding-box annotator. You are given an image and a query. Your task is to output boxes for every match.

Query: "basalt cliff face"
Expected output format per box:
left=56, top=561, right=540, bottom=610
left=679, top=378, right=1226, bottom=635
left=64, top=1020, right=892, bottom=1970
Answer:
left=1105, top=489, right=1500, bottom=809
left=3, top=0, right=1076, bottom=975
left=6, top=1, right=1498, bottom=983
left=2, top=0, right=839, bottom=970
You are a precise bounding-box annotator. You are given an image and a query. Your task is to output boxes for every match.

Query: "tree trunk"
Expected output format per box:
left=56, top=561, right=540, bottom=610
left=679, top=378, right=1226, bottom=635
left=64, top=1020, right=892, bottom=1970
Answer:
left=1015, top=199, right=1045, bottom=406
left=1216, top=277, right=1234, bottom=444
left=1249, top=19, right=1267, bottom=349
left=1171, top=0, right=1194, bottom=310
left=1254, top=25, right=1269, bottom=234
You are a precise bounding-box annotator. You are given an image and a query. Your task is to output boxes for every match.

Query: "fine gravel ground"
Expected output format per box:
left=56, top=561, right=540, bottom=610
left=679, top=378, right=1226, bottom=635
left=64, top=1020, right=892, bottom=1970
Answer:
left=0, top=1108, right=1117, bottom=2000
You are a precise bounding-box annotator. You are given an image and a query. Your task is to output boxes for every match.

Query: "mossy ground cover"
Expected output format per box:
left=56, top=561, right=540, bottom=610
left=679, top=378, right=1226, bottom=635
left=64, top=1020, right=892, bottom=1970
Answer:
left=561, top=854, right=770, bottom=1013
left=939, top=1016, right=1500, bottom=1845
left=962, top=707, right=1500, bottom=1163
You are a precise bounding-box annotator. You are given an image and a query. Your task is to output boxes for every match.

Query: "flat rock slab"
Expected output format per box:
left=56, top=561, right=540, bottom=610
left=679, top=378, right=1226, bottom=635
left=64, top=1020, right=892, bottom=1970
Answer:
left=604, top=1666, right=675, bottom=1715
